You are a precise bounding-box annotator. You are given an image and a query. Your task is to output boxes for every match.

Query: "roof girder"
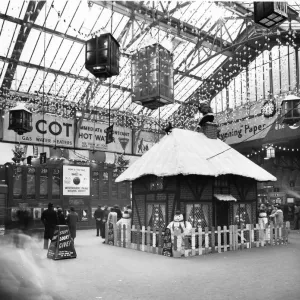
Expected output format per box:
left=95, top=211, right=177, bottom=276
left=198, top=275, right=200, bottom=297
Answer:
left=93, top=1, right=233, bottom=57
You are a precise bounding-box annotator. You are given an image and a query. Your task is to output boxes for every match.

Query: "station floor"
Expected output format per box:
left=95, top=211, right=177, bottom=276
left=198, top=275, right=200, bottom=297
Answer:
left=0, top=229, right=300, bottom=300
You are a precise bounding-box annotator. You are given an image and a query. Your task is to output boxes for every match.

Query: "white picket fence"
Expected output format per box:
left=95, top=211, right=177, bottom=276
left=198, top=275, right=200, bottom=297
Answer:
left=105, top=222, right=290, bottom=258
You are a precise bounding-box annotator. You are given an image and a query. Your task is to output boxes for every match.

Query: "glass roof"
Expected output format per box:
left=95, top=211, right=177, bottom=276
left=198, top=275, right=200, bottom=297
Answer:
left=1, top=1, right=299, bottom=125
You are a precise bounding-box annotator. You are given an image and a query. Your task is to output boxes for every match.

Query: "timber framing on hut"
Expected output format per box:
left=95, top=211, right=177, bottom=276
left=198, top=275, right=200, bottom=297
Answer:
left=116, top=127, right=276, bottom=230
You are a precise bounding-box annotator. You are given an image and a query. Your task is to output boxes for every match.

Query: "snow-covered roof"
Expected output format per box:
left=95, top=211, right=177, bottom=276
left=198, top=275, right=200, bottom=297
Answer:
left=116, top=128, right=276, bottom=183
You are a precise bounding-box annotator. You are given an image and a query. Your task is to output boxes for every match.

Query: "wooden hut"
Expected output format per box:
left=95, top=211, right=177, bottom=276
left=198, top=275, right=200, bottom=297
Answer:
left=116, top=125, right=276, bottom=230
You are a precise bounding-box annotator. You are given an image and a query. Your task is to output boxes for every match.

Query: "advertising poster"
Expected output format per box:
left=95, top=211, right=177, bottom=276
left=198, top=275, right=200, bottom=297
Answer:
left=133, top=130, right=163, bottom=155
left=215, top=102, right=277, bottom=145
left=63, top=166, right=90, bottom=196
left=76, top=121, right=132, bottom=154
left=33, top=208, right=42, bottom=220
left=3, top=112, right=74, bottom=147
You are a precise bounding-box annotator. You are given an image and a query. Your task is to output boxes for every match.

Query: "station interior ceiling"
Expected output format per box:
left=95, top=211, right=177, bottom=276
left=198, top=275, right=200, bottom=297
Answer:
left=0, top=1, right=300, bottom=124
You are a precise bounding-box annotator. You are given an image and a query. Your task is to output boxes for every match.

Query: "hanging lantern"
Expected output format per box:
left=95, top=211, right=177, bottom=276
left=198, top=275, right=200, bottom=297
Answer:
left=254, top=2, right=288, bottom=28
left=280, top=94, right=300, bottom=125
left=265, top=146, right=275, bottom=159
left=131, top=43, right=174, bottom=110
left=85, top=33, right=120, bottom=80
left=8, top=103, right=33, bottom=135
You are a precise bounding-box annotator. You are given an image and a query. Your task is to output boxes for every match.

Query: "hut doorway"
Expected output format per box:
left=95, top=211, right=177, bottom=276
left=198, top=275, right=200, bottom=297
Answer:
left=215, top=201, right=229, bottom=227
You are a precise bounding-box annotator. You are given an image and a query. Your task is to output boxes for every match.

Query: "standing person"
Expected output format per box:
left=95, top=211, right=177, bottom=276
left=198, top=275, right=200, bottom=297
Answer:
left=258, top=203, right=268, bottom=228
left=293, top=204, right=300, bottom=230
left=100, top=206, right=109, bottom=239
left=103, top=207, right=118, bottom=244
left=126, top=205, right=132, bottom=218
left=270, top=204, right=284, bottom=227
left=66, top=207, right=78, bottom=242
left=57, top=208, right=66, bottom=225
left=94, top=205, right=103, bottom=237
left=113, top=204, right=122, bottom=221
left=41, top=203, right=58, bottom=250
left=268, top=204, right=277, bottom=225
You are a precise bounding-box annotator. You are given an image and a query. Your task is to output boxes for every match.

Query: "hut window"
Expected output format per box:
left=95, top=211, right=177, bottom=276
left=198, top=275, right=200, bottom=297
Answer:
left=232, top=203, right=252, bottom=227
left=147, top=204, right=166, bottom=229
left=186, top=203, right=212, bottom=228
left=149, top=177, right=164, bottom=191
left=214, top=176, right=228, bottom=188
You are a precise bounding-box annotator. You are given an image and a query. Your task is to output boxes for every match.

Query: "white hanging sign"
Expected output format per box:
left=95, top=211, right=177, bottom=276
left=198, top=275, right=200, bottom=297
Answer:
left=63, top=166, right=90, bottom=196
left=3, top=112, right=74, bottom=147
left=76, top=121, right=132, bottom=154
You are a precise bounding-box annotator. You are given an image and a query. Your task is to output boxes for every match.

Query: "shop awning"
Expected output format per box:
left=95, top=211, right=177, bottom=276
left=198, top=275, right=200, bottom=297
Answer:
left=214, top=194, right=237, bottom=201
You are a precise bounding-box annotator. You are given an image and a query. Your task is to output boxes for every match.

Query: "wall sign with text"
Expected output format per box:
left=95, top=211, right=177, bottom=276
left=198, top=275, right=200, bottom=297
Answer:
left=63, top=166, right=90, bottom=196
left=76, top=121, right=132, bottom=153
left=3, top=112, right=74, bottom=147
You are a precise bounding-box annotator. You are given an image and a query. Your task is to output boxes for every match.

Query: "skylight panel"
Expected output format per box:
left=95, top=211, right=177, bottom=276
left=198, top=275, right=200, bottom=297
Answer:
left=18, top=68, right=36, bottom=93
left=19, top=28, right=40, bottom=62
left=69, top=46, right=85, bottom=75
left=54, top=1, right=80, bottom=34
left=28, top=70, right=46, bottom=94
left=13, top=65, right=26, bottom=91
left=0, top=22, right=20, bottom=57
left=6, top=0, right=24, bottom=18
left=42, top=35, right=64, bottom=68
left=72, top=81, right=90, bottom=103
left=65, top=1, right=90, bottom=38
left=50, top=39, right=74, bottom=70
left=0, top=0, right=9, bottom=14
left=29, top=32, right=52, bottom=66
left=0, top=62, right=8, bottom=87
left=60, top=42, right=83, bottom=74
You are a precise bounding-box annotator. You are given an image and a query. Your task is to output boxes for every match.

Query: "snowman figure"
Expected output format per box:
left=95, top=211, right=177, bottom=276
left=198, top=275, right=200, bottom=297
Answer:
left=167, top=211, right=192, bottom=248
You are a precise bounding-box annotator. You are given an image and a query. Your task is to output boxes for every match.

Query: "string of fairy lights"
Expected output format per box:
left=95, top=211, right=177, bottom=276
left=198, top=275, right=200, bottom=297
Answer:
left=246, top=145, right=300, bottom=159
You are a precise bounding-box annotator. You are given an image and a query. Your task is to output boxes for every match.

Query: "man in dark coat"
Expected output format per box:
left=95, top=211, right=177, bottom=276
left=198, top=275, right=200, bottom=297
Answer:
left=94, top=205, right=104, bottom=237
left=57, top=207, right=66, bottom=225
left=41, top=203, right=58, bottom=250
left=66, top=207, right=78, bottom=242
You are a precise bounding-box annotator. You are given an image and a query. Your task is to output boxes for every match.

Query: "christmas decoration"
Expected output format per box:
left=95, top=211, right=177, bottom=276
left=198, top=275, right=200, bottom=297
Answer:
left=12, top=144, right=26, bottom=164
left=114, top=154, right=129, bottom=176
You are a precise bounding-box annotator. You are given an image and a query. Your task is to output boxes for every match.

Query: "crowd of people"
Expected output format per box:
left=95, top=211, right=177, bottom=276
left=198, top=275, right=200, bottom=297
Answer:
left=93, top=204, right=132, bottom=243
left=258, top=203, right=285, bottom=228
left=41, top=203, right=79, bottom=249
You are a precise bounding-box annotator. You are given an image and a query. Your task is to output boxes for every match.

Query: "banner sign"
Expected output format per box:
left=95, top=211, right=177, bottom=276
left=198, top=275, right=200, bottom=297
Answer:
left=63, top=166, right=90, bottom=196
left=3, top=112, right=74, bottom=147
left=215, top=102, right=277, bottom=145
left=76, top=121, right=132, bottom=153
left=263, top=118, right=300, bottom=143
left=105, top=124, right=114, bottom=144
left=47, top=225, right=77, bottom=260
left=133, top=130, right=163, bottom=155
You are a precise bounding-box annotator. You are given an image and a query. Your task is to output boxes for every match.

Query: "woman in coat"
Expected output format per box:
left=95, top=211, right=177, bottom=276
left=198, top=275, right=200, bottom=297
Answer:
left=66, top=207, right=78, bottom=241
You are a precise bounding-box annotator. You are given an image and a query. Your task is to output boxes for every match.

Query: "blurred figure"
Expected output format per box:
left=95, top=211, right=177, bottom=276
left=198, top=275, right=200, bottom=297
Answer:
left=126, top=205, right=132, bottom=218
left=66, top=207, right=78, bottom=242
left=258, top=203, right=268, bottom=228
left=113, top=204, right=122, bottom=221
left=94, top=205, right=103, bottom=237
left=100, top=205, right=109, bottom=239
left=294, top=204, right=299, bottom=230
left=268, top=204, right=277, bottom=225
left=103, top=207, right=118, bottom=244
left=17, top=207, right=33, bottom=235
left=41, top=203, right=58, bottom=250
left=57, top=207, right=66, bottom=225
left=270, top=204, right=284, bottom=227
left=116, top=210, right=131, bottom=228
left=0, top=232, right=65, bottom=300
